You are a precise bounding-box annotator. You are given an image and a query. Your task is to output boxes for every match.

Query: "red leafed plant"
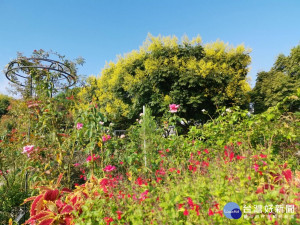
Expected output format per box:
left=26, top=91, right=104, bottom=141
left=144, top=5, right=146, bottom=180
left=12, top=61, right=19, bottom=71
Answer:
left=23, top=174, right=93, bottom=225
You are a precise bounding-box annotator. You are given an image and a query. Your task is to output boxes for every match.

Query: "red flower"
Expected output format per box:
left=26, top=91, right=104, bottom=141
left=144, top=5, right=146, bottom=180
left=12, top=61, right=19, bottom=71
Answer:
left=177, top=170, right=181, bottom=174
left=86, top=154, right=100, bottom=162
left=282, top=169, right=292, bottom=183
left=183, top=208, right=189, bottom=216
left=120, top=161, right=124, bottom=165
left=104, top=217, right=114, bottom=225
left=187, top=197, right=194, bottom=208
left=260, top=154, right=267, bottom=158
left=116, top=211, right=123, bottom=220
left=169, top=168, right=176, bottom=172
left=237, top=141, right=242, bottom=146
left=204, top=149, right=209, bottom=154
left=103, top=165, right=116, bottom=172
left=202, top=161, right=209, bottom=167
left=279, top=187, right=286, bottom=194
left=208, top=208, right=214, bottom=216
left=188, top=165, right=197, bottom=173
left=213, top=203, right=219, bottom=209
left=135, top=177, right=148, bottom=186
left=216, top=210, right=223, bottom=217
left=256, top=186, right=264, bottom=194
left=178, top=203, right=184, bottom=209
left=236, top=155, right=246, bottom=160
left=253, top=163, right=259, bottom=172
left=248, top=176, right=251, bottom=180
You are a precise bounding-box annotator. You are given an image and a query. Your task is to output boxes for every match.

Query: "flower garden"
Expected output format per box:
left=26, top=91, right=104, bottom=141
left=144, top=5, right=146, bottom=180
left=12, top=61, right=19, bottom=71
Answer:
left=0, top=42, right=299, bottom=225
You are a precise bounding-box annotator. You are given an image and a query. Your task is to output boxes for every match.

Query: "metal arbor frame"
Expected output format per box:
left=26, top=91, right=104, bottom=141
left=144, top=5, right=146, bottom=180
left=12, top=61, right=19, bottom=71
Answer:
left=5, top=57, right=77, bottom=97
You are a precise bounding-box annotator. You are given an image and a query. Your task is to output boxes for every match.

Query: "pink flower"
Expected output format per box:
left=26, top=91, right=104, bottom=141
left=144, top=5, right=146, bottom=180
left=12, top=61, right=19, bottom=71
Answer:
left=76, top=123, right=83, bottom=130
left=74, top=163, right=80, bottom=167
left=86, top=154, right=100, bottom=162
left=102, top=135, right=111, bottom=142
left=253, top=163, right=259, bottom=172
left=103, top=165, right=116, bottom=172
left=22, top=145, right=35, bottom=157
left=120, top=161, right=124, bottom=165
left=169, top=104, right=180, bottom=113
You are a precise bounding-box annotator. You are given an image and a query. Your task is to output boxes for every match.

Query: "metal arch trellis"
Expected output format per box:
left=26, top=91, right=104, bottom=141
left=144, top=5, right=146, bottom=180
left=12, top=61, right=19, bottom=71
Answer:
left=5, top=57, right=77, bottom=97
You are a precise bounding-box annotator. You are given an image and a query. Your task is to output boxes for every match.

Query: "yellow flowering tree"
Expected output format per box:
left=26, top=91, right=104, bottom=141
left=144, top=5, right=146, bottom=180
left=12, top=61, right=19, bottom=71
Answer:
left=80, top=34, right=251, bottom=129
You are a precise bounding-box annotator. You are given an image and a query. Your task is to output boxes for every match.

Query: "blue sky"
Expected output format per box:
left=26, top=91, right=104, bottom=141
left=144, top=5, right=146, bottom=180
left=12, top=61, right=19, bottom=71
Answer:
left=0, top=0, right=299, bottom=96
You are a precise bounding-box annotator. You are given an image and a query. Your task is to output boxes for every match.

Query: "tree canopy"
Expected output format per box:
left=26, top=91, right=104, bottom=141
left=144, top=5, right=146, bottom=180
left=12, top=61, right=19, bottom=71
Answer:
left=251, top=44, right=300, bottom=113
left=80, top=34, right=251, bottom=129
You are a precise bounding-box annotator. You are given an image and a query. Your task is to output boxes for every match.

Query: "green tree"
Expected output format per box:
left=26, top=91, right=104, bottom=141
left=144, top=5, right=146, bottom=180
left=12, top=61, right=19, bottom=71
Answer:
left=252, top=44, right=300, bottom=113
left=80, top=34, right=251, bottom=129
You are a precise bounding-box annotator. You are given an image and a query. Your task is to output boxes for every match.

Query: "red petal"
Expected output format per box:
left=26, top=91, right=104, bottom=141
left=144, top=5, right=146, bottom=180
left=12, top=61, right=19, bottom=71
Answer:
left=61, top=205, right=73, bottom=214
left=39, top=218, right=55, bottom=225
left=282, top=169, right=292, bottom=183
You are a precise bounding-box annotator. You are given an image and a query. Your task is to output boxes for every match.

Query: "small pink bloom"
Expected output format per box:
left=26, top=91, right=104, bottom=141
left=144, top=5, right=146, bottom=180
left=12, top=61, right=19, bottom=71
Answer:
left=120, top=161, right=124, bottom=165
left=204, top=149, right=209, bottom=154
left=22, top=145, right=35, bottom=157
left=86, top=154, right=100, bottom=162
left=169, top=104, right=180, bottom=113
left=102, top=135, right=111, bottom=142
left=74, top=163, right=80, bottom=167
left=262, top=160, right=268, bottom=166
left=76, top=123, right=83, bottom=130
left=253, top=163, right=259, bottom=172
left=103, top=165, right=116, bottom=172
left=248, top=176, right=251, bottom=180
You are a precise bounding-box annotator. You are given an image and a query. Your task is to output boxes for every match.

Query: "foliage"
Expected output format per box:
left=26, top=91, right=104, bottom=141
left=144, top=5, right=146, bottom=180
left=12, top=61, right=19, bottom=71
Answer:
left=0, top=94, right=11, bottom=118
left=251, top=44, right=300, bottom=113
left=189, top=91, right=300, bottom=169
left=79, top=34, right=252, bottom=129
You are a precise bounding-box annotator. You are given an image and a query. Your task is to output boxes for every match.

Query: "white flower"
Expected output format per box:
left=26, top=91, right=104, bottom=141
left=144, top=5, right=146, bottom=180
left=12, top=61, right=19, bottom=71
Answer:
left=201, top=109, right=206, bottom=113
left=226, top=108, right=232, bottom=113
left=139, top=113, right=144, bottom=117
left=99, top=121, right=104, bottom=125
left=120, top=134, right=125, bottom=139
